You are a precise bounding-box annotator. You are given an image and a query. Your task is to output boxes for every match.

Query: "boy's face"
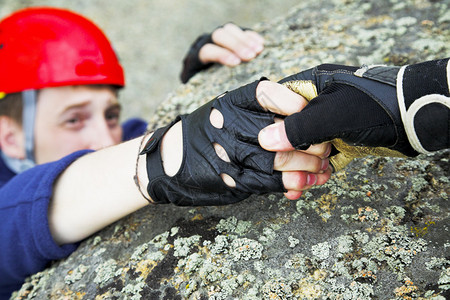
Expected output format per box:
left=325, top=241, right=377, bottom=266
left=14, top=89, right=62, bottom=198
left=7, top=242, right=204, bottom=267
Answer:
left=34, top=85, right=123, bottom=164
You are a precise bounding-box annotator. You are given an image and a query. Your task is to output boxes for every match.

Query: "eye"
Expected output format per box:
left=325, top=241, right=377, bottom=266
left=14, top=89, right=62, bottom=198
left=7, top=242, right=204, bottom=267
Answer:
left=64, top=114, right=84, bottom=130
left=105, top=107, right=121, bottom=128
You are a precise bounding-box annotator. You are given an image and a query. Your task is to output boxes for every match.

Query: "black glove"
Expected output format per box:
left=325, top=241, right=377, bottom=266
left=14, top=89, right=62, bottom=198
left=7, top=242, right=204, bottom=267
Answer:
left=180, top=33, right=214, bottom=83
left=180, top=24, right=250, bottom=83
left=140, top=79, right=285, bottom=206
left=278, top=59, right=450, bottom=171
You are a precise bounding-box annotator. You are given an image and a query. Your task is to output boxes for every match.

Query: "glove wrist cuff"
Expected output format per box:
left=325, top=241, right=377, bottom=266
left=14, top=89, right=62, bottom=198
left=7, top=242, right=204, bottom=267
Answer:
left=396, top=58, right=450, bottom=153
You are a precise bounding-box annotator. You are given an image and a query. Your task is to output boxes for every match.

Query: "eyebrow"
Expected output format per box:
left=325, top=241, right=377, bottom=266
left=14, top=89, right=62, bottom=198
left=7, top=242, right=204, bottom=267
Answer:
left=106, top=103, right=122, bottom=111
left=59, top=101, right=90, bottom=114
left=60, top=101, right=121, bottom=114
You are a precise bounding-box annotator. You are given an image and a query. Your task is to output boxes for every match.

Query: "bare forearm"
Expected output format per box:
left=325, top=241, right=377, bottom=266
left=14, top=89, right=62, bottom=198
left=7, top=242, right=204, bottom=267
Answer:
left=48, top=136, right=150, bottom=245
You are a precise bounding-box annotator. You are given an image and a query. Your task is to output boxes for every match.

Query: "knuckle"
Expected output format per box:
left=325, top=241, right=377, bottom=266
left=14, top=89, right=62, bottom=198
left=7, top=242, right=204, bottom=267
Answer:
left=275, top=151, right=293, bottom=169
left=283, top=171, right=307, bottom=190
left=202, top=43, right=215, bottom=52
left=312, top=159, right=323, bottom=173
left=212, top=28, right=225, bottom=40
left=223, top=23, right=237, bottom=31
left=293, top=173, right=307, bottom=190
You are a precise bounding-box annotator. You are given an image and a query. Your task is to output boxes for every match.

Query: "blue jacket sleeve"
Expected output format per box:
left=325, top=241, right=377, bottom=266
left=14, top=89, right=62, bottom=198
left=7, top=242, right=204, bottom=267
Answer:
left=0, top=150, right=92, bottom=299
left=0, top=118, right=147, bottom=298
left=121, top=117, right=148, bottom=141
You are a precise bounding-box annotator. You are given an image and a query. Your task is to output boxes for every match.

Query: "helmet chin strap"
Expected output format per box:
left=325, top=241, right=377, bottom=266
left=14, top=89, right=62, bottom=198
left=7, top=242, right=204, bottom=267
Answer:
left=1, top=151, right=35, bottom=173
left=2, top=90, right=37, bottom=174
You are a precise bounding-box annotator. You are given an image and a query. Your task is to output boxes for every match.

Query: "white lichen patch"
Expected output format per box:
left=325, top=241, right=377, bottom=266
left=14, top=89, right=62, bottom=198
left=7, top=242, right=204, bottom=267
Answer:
left=288, top=236, right=300, bottom=248
left=173, top=235, right=201, bottom=257
left=230, top=238, right=263, bottom=261
left=352, top=257, right=378, bottom=278
left=336, top=235, right=354, bottom=257
left=262, top=279, right=293, bottom=300
left=426, top=257, right=450, bottom=271
left=209, top=235, right=230, bottom=255
left=146, top=250, right=164, bottom=261
left=384, top=206, right=406, bottom=223
left=328, top=280, right=374, bottom=299
left=93, top=259, right=118, bottom=286
left=198, top=258, right=223, bottom=282
left=64, top=264, right=88, bottom=285
left=353, top=206, right=379, bottom=222
left=149, top=231, right=169, bottom=249
left=258, top=227, right=277, bottom=244
left=311, top=241, right=331, bottom=261
left=130, top=243, right=149, bottom=260
left=121, top=281, right=145, bottom=300
left=92, top=236, right=102, bottom=246
left=216, top=216, right=238, bottom=233
left=216, top=216, right=252, bottom=235
left=363, top=230, right=428, bottom=278
left=284, top=253, right=309, bottom=274
left=178, top=253, right=204, bottom=274
left=220, top=277, right=239, bottom=296
left=170, top=226, right=179, bottom=236
left=438, top=267, right=450, bottom=290
left=92, top=248, right=106, bottom=257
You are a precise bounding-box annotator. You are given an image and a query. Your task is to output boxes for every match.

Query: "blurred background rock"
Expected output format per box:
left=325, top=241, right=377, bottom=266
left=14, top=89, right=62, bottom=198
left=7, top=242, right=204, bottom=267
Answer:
left=0, top=0, right=299, bottom=120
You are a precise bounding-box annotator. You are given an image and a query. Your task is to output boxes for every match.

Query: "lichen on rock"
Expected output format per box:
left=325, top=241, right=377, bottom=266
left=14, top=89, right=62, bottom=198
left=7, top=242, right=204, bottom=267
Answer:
left=11, top=0, right=449, bottom=299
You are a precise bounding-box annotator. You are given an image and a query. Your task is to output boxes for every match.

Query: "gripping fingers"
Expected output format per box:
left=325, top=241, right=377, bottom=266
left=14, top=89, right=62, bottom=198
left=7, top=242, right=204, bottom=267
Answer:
left=274, top=150, right=329, bottom=173
left=256, top=81, right=308, bottom=115
left=212, top=23, right=263, bottom=61
left=301, top=142, right=332, bottom=159
left=199, top=43, right=241, bottom=66
left=284, top=190, right=303, bottom=200
left=245, top=29, right=264, bottom=41
left=282, top=168, right=332, bottom=200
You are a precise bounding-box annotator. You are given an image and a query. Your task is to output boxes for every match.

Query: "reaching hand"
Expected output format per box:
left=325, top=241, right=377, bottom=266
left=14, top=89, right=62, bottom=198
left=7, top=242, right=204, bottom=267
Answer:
left=181, top=23, right=264, bottom=83
left=199, top=23, right=264, bottom=66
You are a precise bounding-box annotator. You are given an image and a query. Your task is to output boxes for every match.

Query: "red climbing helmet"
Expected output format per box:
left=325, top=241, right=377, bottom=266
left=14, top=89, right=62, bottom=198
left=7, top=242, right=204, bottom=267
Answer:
left=0, top=7, right=125, bottom=94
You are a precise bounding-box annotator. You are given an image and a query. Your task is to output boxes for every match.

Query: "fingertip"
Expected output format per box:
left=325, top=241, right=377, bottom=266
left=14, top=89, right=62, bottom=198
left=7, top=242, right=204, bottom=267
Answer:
left=224, top=54, right=241, bottom=66
left=245, top=30, right=265, bottom=46
left=238, top=48, right=257, bottom=61
left=259, top=123, right=291, bottom=151
left=316, top=166, right=333, bottom=185
left=282, top=171, right=308, bottom=192
left=250, top=41, right=264, bottom=54
left=284, top=190, right=303, bottom=200
left=306, top=174, right=318, bottom=186
left=258, top=125, right=274, bottom=150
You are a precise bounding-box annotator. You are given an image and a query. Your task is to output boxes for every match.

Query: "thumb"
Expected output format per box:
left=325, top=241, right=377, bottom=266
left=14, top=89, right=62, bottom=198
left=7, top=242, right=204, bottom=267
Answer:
left=258, top=121, right=294, bottom=151
left=199, top=43, right=241, bottom=66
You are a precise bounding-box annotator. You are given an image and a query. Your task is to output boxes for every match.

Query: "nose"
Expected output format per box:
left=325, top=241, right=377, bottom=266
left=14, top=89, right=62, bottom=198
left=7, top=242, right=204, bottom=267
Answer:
left=87, top=119, right=117, bottom=150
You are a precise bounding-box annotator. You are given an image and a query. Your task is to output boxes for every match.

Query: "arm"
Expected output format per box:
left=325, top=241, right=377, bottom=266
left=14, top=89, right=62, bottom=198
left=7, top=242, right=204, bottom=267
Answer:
left=1, top=80, right=330, bottom=294
left=50, top=79, right=332, bottom=244
left=49, top=136, right=150, bottom=245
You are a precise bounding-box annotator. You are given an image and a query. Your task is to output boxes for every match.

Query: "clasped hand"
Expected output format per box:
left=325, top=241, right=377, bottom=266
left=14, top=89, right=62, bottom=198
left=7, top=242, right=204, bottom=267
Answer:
left=256, top=81, right=332, bottom=199
left=153, top=80, right=332, bottom=204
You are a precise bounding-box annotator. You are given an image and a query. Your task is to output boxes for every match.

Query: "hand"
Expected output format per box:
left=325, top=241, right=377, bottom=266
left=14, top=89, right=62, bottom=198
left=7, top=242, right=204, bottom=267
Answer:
left=141, top=78, right=330, bottom=205
left=199, top=23, right=264, bottom=66
left=255, top=81, right=332, bottom=199
left=181, top=23, right=264, bottom=83
left=259, top=63, right=429, bottom=172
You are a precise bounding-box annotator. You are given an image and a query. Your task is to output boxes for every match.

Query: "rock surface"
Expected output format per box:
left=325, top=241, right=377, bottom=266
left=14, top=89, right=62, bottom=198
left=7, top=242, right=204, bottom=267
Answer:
left=12, top=0, right=450, bottom=299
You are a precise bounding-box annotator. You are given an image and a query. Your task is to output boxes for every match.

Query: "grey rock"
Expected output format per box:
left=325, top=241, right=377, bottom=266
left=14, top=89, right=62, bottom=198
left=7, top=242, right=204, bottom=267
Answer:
left=11, top=0, right=450, bottom=299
